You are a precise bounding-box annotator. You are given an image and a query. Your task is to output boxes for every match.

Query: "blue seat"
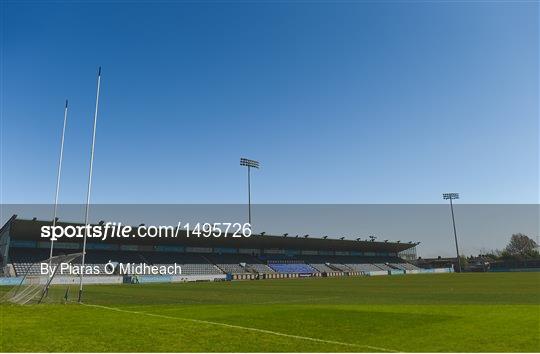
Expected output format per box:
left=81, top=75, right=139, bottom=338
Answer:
left=268, top=263, right=315, bottom=274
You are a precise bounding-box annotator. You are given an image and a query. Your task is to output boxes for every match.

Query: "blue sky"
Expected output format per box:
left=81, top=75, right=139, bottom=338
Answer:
left=1, top=1, right=538, bottom=204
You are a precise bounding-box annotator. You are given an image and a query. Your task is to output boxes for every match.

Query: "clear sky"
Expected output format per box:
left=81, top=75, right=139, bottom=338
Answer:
left=1, top=1, right=538, bottom=205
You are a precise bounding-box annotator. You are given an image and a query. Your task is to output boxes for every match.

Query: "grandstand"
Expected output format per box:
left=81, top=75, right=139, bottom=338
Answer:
left=0, top=216, right=429, bottom=282
left=267, top=262, right=316, bottom=274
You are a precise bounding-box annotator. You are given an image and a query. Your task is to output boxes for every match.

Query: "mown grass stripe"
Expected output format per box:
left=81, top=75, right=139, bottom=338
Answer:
left=81, top=302, right=400, bottom=353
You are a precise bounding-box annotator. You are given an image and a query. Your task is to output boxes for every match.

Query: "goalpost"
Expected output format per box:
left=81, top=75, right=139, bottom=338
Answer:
left=1, top=252, right=82, bottom=305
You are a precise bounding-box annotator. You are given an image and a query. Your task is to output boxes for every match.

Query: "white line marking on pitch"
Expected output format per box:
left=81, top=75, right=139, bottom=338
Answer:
left=81, top=302, right=399, bottom=353
left=252, top=296, right=341, bottom=305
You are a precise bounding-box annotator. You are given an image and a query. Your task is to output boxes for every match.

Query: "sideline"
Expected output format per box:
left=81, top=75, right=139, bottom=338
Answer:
left=80, top=302, right=400, bottom=353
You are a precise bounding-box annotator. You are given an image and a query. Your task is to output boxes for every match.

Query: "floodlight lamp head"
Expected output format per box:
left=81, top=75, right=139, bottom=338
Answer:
left=240, top=158, right=260, bottom=169
left=443, top=193, right=459, bottom=200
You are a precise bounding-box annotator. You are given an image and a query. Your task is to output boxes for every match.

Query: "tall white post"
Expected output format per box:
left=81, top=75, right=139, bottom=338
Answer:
left=78, top=67, right=101, bottom=303
left=49, top=100, right=69, bottom=266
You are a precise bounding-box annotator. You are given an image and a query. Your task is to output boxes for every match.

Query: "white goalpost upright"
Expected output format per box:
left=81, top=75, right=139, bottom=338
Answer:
left=78, top=67, right=102, bottom=303
left=49, top=99, right=69, bottom=265
left=6, top=68, right=103, bottom=305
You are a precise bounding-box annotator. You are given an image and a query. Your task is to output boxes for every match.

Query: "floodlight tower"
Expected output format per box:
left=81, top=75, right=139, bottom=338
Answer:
left=443, top=192, right=461, bottom=273
left=240, top=158, right=259, bottom=225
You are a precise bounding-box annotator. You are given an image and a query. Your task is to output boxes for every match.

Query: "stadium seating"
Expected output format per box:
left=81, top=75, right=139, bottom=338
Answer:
left=8, top=249, right=224, bottom=276
left=246, top=263, right=275, bottom=274
left=207, top=254, right=276, bottom=274
left=327, top=263, right=353, bottom=272
left=373, top=263, right=393, bottom=271
left=10, top=248, right=55, bottom=276
left=176, top=263, right=222, bottom=276
left=390, top=262, right=421, bottom=271
left=206, top=254, right=251, bottom=274
left=268, top=263, right=316, bottom=274
left=215, top=263, right=247, bottom=274
left=308, top=263, right=337, bottom=273
left=293, top=256, right=343, bottom=273
left=148, top=254, right=222, bottom=275
left=345, top=263, right=384, bottom=272
left=12, top=262, right=40, bottom=276
left=7, top=247, right=422, bottom=277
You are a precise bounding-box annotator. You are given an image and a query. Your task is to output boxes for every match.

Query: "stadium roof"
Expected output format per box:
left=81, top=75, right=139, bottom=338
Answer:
left=3, top=216, right=418, bottom=253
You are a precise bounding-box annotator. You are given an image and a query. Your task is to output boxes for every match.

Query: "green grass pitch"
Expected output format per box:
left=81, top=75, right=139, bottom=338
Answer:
left=1, top=273, right=539, bottom=352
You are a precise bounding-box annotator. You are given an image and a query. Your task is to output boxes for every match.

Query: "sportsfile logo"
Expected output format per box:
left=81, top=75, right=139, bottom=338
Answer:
left=40, top=262, right=182, bottom=276
left=41, top=222, right=252, bottom=241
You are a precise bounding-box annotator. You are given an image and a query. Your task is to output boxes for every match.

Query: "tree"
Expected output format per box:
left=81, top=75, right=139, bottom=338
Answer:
left=459, top=255, right=469, bottom=268
left=502, top=233, right=539, bottom=259
left=479, top=247, right=502, bottom=259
